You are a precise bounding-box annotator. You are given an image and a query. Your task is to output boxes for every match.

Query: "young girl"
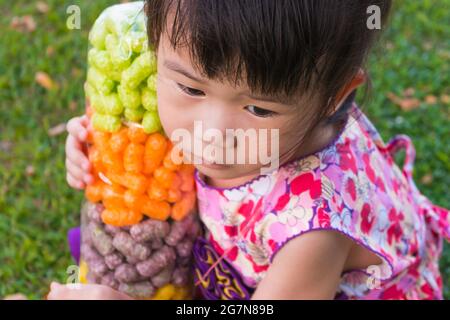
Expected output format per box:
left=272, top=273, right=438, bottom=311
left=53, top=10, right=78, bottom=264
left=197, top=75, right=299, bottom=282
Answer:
left=49, top=0, right=450, bottom=300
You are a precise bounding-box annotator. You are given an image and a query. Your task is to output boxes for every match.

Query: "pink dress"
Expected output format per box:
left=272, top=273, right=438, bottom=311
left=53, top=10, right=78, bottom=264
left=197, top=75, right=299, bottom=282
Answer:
left=191, top=102, right=450, bottom=300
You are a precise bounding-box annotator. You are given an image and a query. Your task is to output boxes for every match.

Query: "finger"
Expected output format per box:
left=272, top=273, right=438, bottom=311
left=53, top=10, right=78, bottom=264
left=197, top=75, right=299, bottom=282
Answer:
left=66, top=136, right=91, bottom=170
left=79, top=114, right=90, bottom=127
left=83, top=173, right=94, bottom=185
left=66, top=158, right=85, bottom=180
left=66, top=132, right=81, bottom=151
left=66, top=117, right=84, bottom=135
left=67, top=117, right=88, bottom=141
left=78, top=115, right=91, bottom=141
left=67, top=172, right=85, bottom=190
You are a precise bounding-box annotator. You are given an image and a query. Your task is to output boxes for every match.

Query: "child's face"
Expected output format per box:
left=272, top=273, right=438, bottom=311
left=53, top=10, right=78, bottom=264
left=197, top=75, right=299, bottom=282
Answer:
left=155, top=31, right=316, bottom=181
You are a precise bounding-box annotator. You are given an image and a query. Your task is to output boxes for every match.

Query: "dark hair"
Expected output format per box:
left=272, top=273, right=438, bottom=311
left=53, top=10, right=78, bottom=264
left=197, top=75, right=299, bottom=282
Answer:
left=144, top=0, right=391, bottom=140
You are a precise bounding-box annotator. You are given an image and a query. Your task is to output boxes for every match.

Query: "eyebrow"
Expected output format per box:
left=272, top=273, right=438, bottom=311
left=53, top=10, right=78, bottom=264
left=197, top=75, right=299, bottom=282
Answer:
left=163, top=60, right=206, bottom=84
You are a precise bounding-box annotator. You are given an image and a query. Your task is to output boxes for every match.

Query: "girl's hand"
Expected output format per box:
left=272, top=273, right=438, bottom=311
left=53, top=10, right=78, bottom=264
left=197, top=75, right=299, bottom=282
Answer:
left=47, top=282, right=133, bottom=300
left=65, top=114, right=93, bottom=190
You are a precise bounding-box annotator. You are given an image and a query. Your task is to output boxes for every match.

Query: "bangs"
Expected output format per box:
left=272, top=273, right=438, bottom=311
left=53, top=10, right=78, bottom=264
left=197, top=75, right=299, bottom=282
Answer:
left=145, top=0, right=322, bottom=100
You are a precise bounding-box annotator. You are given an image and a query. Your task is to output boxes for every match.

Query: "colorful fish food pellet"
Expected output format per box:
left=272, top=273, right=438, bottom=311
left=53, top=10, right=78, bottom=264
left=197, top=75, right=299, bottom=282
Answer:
left=85, top=1, right=158, bottom=135
left=84, top=126, right=197, bottom=223
left=80, top=201, right=199, bottom=300
left=80, top=2, right=201, bottom=300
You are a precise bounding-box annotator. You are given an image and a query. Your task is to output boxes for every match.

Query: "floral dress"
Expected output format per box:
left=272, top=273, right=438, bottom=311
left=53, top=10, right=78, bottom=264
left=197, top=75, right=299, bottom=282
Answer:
left=191, top=102, right=450, bottom=300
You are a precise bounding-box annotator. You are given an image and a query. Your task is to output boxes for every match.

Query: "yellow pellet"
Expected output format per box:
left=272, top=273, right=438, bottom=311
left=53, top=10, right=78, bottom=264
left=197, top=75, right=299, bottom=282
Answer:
left=172, top=285, right=192, bottom=300
left=78, top=260, right=89, bottom=284
left=152, top=284, right=176, bottom=300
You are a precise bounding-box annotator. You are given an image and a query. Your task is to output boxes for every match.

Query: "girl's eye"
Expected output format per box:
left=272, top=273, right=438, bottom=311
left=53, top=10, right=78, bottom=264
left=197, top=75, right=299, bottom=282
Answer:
left=177, top=83, right=205, bottom=96
left=244, top=105, right=276, bottom=118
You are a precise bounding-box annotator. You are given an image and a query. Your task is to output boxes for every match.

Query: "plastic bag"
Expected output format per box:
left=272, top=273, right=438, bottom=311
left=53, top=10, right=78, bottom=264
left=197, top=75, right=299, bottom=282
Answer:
left=79, top=1, right=201, bottom=300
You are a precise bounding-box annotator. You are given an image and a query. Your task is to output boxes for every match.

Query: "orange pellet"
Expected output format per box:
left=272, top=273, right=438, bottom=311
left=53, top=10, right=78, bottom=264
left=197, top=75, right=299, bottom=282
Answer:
left=102, top=148, right=124, bottom=173
left=124, top=143, right=145, bottom=173
left=85, top=181, right=104, bottom=203
left=144, top=133, right=167, bottom=174
left=127, top=126, right=148, bottom=144
left=171, top=190, right=196, bottom=221
left=144, top=154, right=161, bottom=175
left=163, top=150, right=182, bottom=171
left=110, top=128, right=129, bottom=153
left=165, top=143, right=184, bottom=167
left=92, top=131, right=110, bottom=153
left=124, top=190, right=148, bottom=212
left=153, top=167, right=177, bottom=189
left=147, top=178, right=168, bottom=201
left=102, top=184, right=126, bottom=209
left=141, top=199, right=171, bottom=221
left=106, top=170, right=123, bottom=186
left=121, top=172, right=149, bottom=194
left=167, top=188, right=182, bottom=203
left=180, top=164, right=195, bottom=175
left=146, top=132, right=168, bottom=153
left=101, top=207, right=143, bottom=226
left=88, top=146, right=105, bottom=173
left=179, top=166, right=195, bottom=192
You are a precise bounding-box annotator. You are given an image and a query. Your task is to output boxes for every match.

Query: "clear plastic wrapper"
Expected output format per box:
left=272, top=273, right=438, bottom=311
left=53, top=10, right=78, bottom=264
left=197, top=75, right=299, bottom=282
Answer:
left=79, top=1, right=201, bottom=300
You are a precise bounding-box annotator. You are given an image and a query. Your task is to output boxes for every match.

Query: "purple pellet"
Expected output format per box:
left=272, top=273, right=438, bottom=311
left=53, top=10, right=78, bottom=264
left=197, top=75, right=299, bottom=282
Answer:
left=118, top=281, right=155, bottom=299
left=176, top=256, right=191, bottom=267
left=186, top=220, right=202, bottom=239
left=126, top=255, right=140, bottom=265
left=104, top=224, right=121, bottom=236
left=100, top=272, right=119, bottom=290
left=114, top=263, right=141, bottom=283
left=130, top=220, right=170, bottom=243
left=89, top=258, right=108, bottom=277
left=164, top=220, right=190, bottom=247
left=151, top=238, right=164, bottom=250
left=136, top=246, right=176, bottom=278
left=176, top=238, right=193, bottom=257
left=151, top=263, right=175, bottom=288
left=171, top=267, right=190, bottom=286
left=112, top=232, right=151, bottom=261
left=104, top=252, right=124, bottom=270
left=81, top=243, right=101, bottom=263
left=89, top=222, right=114, bottom=256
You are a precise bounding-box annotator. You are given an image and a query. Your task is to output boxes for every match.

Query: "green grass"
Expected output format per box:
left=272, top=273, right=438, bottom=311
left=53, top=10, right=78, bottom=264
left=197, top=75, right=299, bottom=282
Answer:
left=0, top=0, right=449, bottom=299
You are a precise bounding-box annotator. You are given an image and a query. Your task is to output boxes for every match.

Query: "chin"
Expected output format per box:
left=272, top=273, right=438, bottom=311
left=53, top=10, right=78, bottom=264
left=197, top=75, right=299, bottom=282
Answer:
left=195, top=163, right=238, bottom=180
left=195, top=163, right=264, bottom=182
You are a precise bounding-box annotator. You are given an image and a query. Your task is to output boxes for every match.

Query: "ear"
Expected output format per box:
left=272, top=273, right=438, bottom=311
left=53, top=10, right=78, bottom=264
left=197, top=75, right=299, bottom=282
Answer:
left=333, top=68, right=366, bottom=110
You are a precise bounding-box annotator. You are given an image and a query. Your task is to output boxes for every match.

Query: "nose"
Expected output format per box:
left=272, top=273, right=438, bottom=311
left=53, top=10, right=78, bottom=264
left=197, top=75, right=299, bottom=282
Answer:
left=193, top=104, right=237, bottom=149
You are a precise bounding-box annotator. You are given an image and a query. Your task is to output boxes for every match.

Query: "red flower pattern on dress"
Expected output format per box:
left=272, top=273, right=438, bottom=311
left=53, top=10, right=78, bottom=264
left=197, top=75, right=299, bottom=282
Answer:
left=290, top=172, right=321, bottom=198
left=387, top=207, right=404, bottom=245
left=361, top=203, right=374, bottom=234
left=336, top=138, right=358, bottom=174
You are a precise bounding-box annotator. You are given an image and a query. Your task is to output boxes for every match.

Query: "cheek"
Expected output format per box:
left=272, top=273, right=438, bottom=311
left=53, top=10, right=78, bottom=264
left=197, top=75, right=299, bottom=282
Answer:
left=156, top=76, right=190, bottom=138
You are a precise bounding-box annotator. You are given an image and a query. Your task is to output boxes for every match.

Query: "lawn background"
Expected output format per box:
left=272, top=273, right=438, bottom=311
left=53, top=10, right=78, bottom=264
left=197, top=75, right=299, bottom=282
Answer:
left=0, top=0, right=449, bottom=299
